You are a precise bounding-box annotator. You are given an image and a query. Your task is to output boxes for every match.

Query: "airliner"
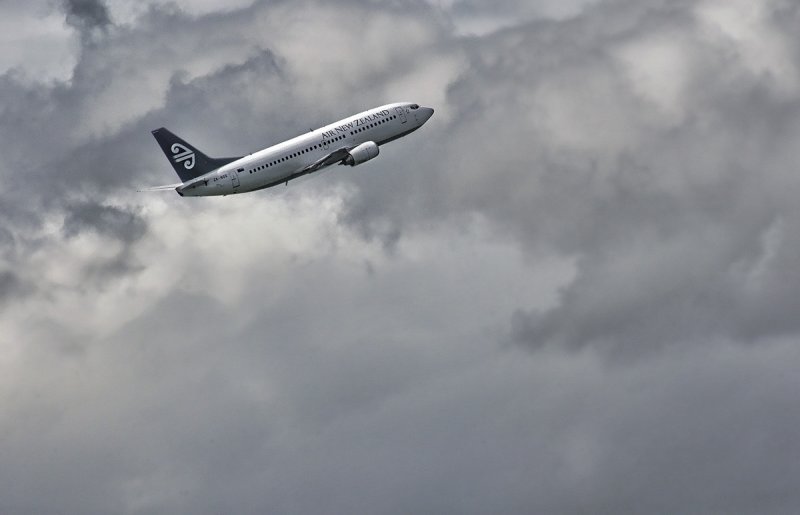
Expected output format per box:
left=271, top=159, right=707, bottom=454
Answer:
left=147, top=102, right=434, bottom=196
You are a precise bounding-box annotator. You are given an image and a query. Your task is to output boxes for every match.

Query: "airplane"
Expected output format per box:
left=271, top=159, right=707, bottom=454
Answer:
left=147, top=102, right=434, bottom=196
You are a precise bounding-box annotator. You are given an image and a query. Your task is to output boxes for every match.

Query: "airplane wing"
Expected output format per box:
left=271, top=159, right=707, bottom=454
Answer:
left=137, top=182, right=183, bottom=192
left=299, top=147, right=351, bottom=174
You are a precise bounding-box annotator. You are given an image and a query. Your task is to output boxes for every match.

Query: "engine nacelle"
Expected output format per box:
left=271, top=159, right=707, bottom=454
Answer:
left=344, top=141, right=379, bottom=166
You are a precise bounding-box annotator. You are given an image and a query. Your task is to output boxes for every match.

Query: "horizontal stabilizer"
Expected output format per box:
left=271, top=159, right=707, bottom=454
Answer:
left=137, top=183, right=183, bottom=192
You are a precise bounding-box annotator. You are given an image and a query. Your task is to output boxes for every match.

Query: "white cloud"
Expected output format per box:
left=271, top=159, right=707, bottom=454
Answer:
left=0, top=1, right=78, bottom=82
left=696, top=0, right=799, bottom=95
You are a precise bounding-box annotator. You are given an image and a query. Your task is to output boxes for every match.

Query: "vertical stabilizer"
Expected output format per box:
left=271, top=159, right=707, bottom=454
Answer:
left=151, top=128, right=241, bottom=182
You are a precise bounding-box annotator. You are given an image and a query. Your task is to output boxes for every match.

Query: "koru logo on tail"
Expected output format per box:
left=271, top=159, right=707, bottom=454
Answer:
left=171, top=143, right=195, bottom=170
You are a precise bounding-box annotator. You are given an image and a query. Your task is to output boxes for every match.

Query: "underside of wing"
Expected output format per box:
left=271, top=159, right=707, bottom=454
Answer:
left=300, top=147, right=351, bottom=173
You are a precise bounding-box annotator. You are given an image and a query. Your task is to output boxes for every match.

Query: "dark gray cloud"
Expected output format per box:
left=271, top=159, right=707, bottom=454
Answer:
left=0, top=270, right=30, bottom=305
left=62, top=202, right=146, bottom=242
left=1, top=0, right=800, bottom=513
left=63, top=0, right=112, bottom=31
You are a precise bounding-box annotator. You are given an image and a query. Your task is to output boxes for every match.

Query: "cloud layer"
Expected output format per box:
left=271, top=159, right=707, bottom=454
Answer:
left=2, top=0, right=800, bottom=513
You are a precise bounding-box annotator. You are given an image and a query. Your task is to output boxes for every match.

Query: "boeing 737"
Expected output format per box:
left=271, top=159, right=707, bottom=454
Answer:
left=147, top=102, right=434, bottom=196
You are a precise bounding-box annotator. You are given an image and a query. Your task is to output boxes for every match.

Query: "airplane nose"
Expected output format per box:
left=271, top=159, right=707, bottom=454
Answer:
left=423, top=107, right=434, bottom=121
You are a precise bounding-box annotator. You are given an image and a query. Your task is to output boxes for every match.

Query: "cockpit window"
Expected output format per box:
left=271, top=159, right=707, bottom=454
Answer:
left=410, top=104, right=419, bottom=109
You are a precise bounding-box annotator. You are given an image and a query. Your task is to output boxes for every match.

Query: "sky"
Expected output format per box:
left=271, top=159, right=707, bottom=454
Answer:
left=1, top=0, right=800, bottom=513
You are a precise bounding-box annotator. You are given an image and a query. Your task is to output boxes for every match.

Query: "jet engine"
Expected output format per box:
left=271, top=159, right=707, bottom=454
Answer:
left=344, top=141, right=379, bottom=166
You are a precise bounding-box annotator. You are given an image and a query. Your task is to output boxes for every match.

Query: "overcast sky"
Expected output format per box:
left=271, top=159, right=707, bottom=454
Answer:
left=2, top=0, right=800, bottom=513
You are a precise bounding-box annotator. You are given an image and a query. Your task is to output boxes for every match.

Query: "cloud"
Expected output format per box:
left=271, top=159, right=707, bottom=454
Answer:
left=332, top=0, right=800, bottom=354
left=444, top=0, right=599, bottom=34
left=0, top=1, right=78, bottom=82
left=1, top=0, right=800, bottom=513
left=63, top=0, right=112, bottom=31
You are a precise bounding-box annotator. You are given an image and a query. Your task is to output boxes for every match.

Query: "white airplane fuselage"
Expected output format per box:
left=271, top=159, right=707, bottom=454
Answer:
left=152, top=102, right=433, bottom=197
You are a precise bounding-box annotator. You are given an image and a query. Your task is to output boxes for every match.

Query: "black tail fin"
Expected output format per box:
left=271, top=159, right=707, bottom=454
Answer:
left=151, top=127, right=242, bottom=182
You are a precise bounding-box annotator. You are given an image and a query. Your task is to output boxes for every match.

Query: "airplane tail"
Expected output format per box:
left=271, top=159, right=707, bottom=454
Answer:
left=151, top=127, right=242, bottom=182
